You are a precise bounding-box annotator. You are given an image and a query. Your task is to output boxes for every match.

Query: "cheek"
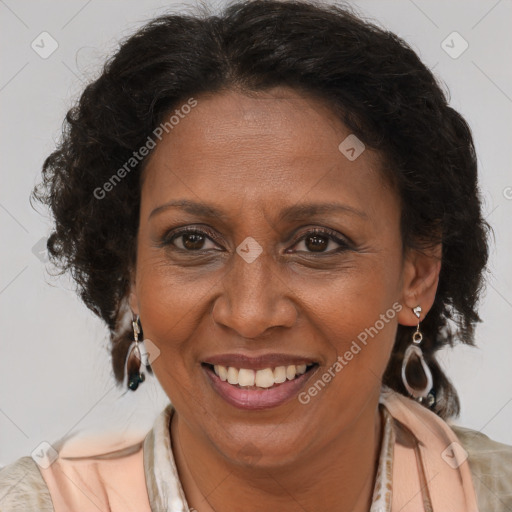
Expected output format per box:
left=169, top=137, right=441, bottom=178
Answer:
left=317, top=296, right=398, bottom=380
left=134, top=256, right=214, bottom=374
left=296, top=251, right=401, bottom=333
left=294, top=254, right=402, bottom=388
left=295, top=282, right=399, bottom=440
left=134, top=263, right=210, bottom=412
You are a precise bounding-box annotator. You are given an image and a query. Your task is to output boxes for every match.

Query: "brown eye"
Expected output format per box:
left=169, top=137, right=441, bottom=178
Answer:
left=305, top=234, right=329, bottom=252
left=290, top=228, right=349, bottom=254
left=165, top=228, right=221, bottom=251
left=181, top=232, right=206, bottom=250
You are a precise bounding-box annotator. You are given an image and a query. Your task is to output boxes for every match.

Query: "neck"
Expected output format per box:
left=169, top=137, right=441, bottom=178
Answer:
left=171, top=397, right=383, bottom=512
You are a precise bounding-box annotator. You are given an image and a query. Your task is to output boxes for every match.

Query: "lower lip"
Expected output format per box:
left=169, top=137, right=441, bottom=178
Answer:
left=203, top=365, right=317, bottom=410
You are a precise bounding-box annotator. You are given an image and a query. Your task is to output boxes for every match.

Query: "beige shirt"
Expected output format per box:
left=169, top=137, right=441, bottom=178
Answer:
left=1, top=397, right=511, bottom=511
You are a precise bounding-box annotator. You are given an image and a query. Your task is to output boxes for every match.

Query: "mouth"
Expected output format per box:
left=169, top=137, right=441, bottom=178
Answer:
left=202, top=361, right=319, bottom=410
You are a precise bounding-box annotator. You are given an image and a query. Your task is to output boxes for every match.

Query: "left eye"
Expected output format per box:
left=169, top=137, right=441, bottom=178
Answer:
left=290, top=230, right=347, bottom=254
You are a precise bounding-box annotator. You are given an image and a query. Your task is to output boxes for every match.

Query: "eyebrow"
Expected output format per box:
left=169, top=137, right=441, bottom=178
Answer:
left=149, top=199, right=368, bottom=221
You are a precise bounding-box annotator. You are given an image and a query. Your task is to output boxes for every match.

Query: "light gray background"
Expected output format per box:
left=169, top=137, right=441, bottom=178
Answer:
left=1, top=0, right=511, bottom=467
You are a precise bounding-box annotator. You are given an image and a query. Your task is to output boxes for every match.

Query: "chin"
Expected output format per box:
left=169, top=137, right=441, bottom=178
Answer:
left=209, top=422, right=310, bottom=470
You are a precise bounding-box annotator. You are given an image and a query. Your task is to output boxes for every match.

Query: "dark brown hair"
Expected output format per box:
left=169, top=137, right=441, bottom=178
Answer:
left=32, top=0, right=490, bottom=418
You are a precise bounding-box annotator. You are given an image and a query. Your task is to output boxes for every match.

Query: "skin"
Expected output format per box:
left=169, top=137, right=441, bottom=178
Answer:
left=129, top=87, right=441, bottom=512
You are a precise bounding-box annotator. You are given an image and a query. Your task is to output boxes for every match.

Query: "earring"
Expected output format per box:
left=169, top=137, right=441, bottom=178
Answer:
left=125, top=314, right=147, bottom=391
left=401, top=306, right=434, bottom=405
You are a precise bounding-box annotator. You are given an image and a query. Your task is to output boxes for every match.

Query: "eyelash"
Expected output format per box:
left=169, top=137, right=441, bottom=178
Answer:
left=162, top=226, right=351, bottom=254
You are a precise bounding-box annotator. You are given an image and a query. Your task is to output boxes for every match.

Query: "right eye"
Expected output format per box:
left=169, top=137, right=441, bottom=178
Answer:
left=163, top=227, right=223, bottom=252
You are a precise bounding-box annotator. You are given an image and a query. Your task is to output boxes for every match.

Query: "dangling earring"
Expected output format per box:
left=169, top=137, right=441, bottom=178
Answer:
left=125, top=314, right=147, bottom=391
left=401, top=306, right=435, bottom=406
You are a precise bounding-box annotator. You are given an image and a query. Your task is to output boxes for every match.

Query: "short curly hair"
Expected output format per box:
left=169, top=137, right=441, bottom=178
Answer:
left=32, top=0, right=490, bottom=419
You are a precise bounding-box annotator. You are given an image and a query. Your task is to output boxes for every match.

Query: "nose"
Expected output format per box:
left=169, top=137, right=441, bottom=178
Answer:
left=211, top=250, right=297, bottom=339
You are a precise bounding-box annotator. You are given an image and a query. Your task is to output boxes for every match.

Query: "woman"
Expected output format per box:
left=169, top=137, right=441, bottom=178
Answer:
left=1, top=0, right=511, bottom=510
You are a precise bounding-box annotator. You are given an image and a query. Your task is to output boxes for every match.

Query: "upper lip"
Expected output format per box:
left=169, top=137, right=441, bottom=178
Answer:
left=203, top=353, right=318, bottom=370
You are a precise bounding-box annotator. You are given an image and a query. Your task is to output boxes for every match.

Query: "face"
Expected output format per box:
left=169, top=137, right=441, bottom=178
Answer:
left=130, top=87, right=426, bottom=467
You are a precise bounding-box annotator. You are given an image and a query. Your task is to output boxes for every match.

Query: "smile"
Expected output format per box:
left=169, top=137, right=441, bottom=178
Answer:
left=212, top=363, right=313, bottom=387
left=202, top=360, right=319, bottom=410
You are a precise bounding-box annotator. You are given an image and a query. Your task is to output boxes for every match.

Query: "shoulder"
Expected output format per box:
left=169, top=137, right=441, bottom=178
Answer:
left=451, top=424, right=512, bottom=511
left=0, top=456, right=54, bottom=511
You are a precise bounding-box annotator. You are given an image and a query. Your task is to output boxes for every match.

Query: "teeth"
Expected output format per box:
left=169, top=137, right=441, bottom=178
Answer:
left=286, top=365, right=297, bottom=380
left=273, top=366, right=287, bottom=384
left=211, top=363, right=312, bottom=388
left=255, top=368, right=274, bottom=388
left=238, top=369, right=255, bottom=387
left=218, top=365, right=228, bottom=382
left=227, top=367, right=239, bottom=385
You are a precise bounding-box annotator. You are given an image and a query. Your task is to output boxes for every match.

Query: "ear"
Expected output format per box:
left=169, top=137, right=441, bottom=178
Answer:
left=397, top=243, right=442, bottom=326
left=128, top=270, right=139, bottom=315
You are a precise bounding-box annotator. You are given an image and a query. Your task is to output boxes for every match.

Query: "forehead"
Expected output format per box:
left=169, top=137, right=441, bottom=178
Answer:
left=140, top=88, right=396, bottom=225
